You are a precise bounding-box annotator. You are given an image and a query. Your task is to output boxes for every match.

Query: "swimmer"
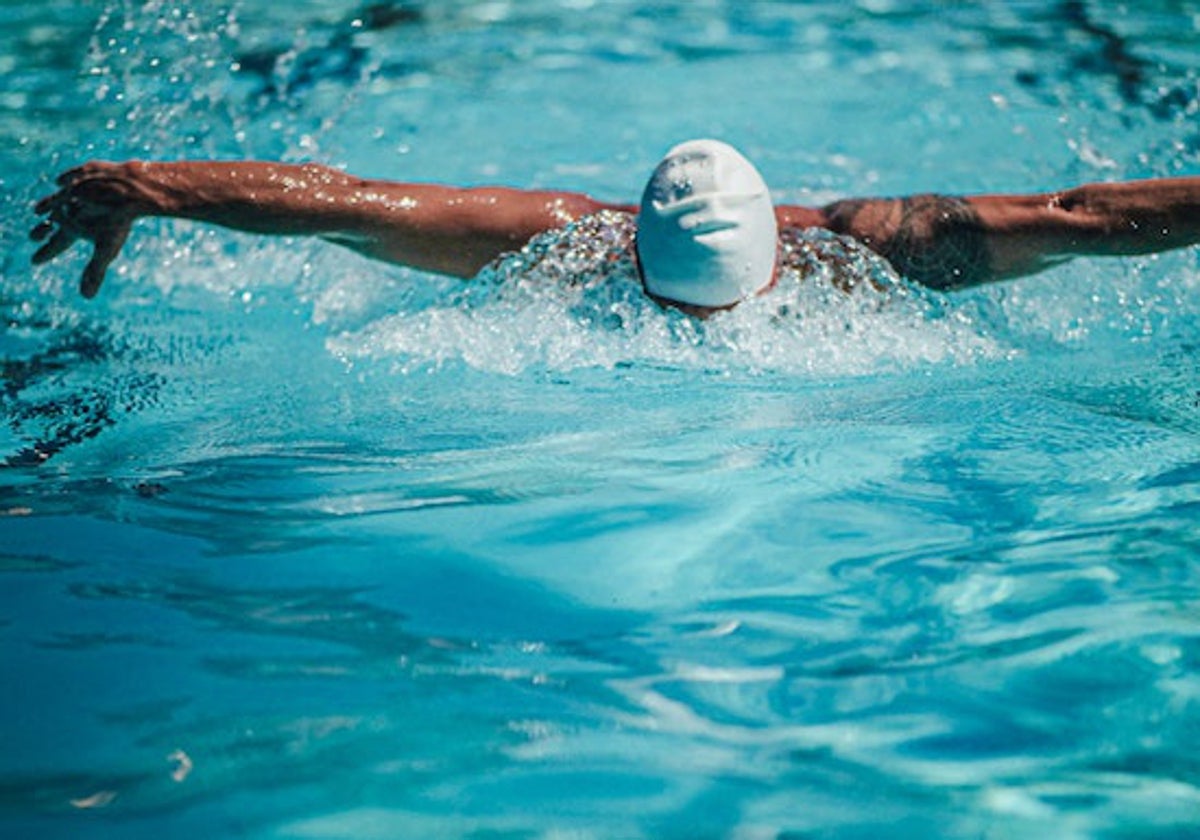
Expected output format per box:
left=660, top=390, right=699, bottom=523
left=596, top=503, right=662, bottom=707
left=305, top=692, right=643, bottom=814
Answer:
left=30, top=139, right=1200, bottom=316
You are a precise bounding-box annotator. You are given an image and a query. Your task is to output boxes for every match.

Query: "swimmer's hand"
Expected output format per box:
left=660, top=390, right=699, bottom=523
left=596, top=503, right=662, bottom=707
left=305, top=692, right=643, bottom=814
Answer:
left=30, top=162, right=159, bottom=298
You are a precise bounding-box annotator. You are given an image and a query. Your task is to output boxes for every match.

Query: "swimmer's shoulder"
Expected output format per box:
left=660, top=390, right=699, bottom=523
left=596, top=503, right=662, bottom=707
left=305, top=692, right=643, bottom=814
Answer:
left=775, top=205, right=829, bottom=232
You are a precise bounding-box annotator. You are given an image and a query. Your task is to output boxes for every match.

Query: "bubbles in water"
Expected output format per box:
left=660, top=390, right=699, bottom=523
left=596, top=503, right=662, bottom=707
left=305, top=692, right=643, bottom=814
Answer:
left=84, top=1, right=245, bottom=157
left=326, top=211, right=1006, bottom=377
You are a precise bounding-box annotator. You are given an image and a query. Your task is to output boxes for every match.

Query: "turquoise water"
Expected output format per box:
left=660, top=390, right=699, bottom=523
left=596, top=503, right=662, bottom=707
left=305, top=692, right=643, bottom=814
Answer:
left=3, top=1, right=1200, bottom=837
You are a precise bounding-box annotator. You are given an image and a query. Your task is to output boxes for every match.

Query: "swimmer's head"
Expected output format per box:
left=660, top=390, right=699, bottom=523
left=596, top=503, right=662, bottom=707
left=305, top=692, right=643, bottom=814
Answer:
left=635, top=139, right=778, bottom=309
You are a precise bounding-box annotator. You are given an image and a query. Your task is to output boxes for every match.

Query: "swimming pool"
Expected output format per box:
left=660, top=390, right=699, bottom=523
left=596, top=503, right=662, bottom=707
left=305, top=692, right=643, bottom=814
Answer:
left=3, top=1, right=1200, bottom=836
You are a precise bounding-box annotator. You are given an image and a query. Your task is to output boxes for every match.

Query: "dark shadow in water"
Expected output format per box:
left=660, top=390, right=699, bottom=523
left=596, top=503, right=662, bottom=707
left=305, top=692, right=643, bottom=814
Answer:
left=234, top=2, right=424, bottom=100
left=0, top=552, right=77, bottom=574
left=0, top=319, right=162, bottom=468
left=68, top=576, right=439, bottom=665
left=1013, top=0, right=1197, bottom=126
left=1057, top=0, right=1151, bottom=110
left=0, top=571, right=622, bottom=825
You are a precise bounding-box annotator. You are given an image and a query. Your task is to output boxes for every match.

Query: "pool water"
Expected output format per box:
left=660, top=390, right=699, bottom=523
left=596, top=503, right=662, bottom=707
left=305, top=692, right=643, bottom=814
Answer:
left=3, top=1, right=1200, bottom=837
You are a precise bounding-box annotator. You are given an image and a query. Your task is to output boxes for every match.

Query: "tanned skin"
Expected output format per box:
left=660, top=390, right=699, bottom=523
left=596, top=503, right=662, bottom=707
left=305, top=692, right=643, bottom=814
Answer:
left=30, top=160, right=1200, bottom=313
left=811, top=181, right=1200, bottom=290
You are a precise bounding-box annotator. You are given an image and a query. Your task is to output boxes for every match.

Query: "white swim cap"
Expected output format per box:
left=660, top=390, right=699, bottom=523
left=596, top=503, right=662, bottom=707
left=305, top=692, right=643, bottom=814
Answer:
left=636, top=139, right=778, bottom=308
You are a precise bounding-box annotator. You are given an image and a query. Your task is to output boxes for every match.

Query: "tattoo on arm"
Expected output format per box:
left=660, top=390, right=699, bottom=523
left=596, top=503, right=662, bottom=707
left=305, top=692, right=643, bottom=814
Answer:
left=825, top=195, right=991, bottom=290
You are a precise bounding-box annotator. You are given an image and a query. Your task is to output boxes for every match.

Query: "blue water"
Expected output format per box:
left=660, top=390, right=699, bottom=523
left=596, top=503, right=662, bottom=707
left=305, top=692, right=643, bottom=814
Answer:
left=3, top=1, right=1200, bottom=837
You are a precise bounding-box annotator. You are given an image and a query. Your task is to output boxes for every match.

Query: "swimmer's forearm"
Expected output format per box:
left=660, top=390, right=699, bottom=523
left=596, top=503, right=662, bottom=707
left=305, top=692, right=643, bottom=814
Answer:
left=130, top=161, right=609, bottom=277
left=810, top=176, right=1200, bottom=288
left=966, top=177, right=1200, bottom=278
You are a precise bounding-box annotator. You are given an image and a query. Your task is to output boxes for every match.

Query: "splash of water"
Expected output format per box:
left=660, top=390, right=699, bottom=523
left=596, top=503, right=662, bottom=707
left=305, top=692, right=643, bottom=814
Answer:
left=325, top=211, right=1007, bottom=377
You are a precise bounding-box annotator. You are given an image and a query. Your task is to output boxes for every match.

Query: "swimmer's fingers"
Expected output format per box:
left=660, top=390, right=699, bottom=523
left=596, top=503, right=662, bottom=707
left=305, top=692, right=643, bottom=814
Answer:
left=35, top=165, right=99, bottom=217
left=33, top=188, right=76, bottom=227
left=34, top=192, right=59, bottom=217
left=52, top=163, right=111, bottom=191
left=31, top=187, right=84, bottom=264
left=35, top=163, right=134, bottom=225
left=80, top=223, right=130, bottom=299
left=31, top=226, right=79, bottom=266
left=32, top=185, right=85, bottom=247
left=31, top=163, right=144, bottom=296
left=30, top=216, right=131, bottom=298
left=56, top=165, right=89, bottom=187
left=30, top=219, right=55, bottom=242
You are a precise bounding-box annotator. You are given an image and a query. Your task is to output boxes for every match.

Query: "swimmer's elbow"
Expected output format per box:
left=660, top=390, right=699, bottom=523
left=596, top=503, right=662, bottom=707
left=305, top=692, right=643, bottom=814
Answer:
left=321, top=228, right=512, bottom=279
left=1046, top=187, right=1121, bottom=238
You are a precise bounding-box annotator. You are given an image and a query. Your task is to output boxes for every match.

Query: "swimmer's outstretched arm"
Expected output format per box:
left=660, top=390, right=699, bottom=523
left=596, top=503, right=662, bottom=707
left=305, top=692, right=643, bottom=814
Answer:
left=792, top=176, right=1200, bottom=289
left=31, top=160, right=622, bottom=297
left=33, top=161, right=1200, bottom=298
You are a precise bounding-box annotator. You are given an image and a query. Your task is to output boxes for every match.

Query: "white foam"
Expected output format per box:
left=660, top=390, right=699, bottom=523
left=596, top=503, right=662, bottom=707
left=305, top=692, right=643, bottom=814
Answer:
left=325, top=215, right=1007, bottom=377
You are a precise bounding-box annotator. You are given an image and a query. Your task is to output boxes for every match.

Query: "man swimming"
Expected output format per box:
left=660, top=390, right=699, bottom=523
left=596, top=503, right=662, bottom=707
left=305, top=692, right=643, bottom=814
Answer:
left=30, top=139, right=1200, bottom=316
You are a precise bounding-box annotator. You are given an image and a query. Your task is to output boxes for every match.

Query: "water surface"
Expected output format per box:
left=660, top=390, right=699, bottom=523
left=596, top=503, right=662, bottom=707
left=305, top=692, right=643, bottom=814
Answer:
left=2, top=2, right=1200, bottom=837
